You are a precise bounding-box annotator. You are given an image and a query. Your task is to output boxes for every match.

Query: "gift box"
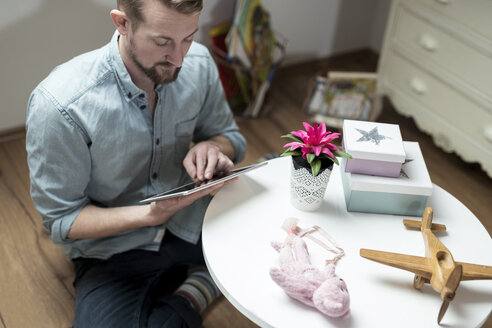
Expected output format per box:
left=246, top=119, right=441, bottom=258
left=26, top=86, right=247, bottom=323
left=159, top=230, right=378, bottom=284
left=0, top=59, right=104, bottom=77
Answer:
left=340, top=141, right=433, bottom=217
left=342, top=119, right=406, bottom=177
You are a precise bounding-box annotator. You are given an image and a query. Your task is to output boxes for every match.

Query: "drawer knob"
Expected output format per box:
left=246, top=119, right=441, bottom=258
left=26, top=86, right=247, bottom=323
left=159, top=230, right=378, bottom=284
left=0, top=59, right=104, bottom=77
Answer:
left=484, top=126, right=492, bottom=143
left=410, top=78, right=427, bottom=95
left=419, top=35, right=438, bottom=52
left=435, top=0, right=451, bottom=4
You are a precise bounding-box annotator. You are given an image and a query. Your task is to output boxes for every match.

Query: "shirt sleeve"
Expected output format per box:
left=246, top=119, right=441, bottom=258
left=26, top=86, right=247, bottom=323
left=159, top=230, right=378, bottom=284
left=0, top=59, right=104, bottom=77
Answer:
left=26, top=88, right=91, bottom=246
left=193, top=50, right=247, bottom=164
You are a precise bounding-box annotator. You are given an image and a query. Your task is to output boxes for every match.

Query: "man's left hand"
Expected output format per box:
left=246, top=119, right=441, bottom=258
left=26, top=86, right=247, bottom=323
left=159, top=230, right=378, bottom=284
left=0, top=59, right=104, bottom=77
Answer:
left=183, top=139, right=234, bottom=181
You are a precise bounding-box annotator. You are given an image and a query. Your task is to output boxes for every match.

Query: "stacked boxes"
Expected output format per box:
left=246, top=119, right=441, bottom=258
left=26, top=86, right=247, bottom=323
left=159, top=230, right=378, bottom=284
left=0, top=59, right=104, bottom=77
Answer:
left=341, top=120, right=433, bottom=217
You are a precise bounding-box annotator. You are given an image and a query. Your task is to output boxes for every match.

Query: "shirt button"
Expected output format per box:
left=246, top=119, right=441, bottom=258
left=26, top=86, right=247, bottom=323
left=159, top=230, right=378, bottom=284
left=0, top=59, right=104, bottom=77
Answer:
left=139, top=93, right=145, bottom=98
left=152, top=172, right=158, bottom=179
left=140, top=105, right=146, bottom=110
left=127, top=92, right=132, bottom=98
left=155, top=138, right=160, bottom=145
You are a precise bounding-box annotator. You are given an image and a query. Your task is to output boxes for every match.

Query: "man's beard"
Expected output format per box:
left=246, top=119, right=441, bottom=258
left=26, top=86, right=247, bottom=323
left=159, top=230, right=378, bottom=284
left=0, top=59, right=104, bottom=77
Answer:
left=127, top=38, right=181, bottom=85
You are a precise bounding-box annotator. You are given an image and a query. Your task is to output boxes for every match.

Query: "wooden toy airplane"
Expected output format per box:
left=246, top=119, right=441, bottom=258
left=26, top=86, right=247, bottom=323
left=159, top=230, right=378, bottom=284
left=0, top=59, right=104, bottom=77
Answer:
left=360, top=207, right=492, bottom=324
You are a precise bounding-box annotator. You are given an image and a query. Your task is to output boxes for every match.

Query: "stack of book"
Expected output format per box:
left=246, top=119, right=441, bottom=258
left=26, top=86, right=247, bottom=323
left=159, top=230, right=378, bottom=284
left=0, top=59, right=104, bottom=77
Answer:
left=339, top=120, right=433, bottom=217
left=210, top=0, right=285, bottom=118
left=304, top=72, right=379, bottom=129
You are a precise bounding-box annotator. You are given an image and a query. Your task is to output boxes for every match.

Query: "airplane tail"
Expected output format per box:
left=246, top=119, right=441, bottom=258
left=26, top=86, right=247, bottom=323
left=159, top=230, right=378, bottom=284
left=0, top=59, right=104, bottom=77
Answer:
left=421, top=207, right=434, bottom=232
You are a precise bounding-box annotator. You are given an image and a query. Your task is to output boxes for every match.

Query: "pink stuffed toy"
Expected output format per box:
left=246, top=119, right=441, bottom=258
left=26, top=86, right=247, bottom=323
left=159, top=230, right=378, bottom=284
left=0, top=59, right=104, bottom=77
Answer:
left=270, top=218, right=350, bottom=318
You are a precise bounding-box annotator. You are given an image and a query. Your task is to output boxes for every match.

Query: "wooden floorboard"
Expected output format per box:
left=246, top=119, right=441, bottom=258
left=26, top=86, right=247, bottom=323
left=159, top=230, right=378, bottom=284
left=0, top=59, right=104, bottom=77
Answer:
left=0, top=49, right=490, bottom=327
left=0, top=140, right=75, bottom=327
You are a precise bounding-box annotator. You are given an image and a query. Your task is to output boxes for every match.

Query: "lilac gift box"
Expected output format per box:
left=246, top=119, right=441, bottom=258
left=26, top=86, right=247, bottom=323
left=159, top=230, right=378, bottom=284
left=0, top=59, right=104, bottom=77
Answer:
left=342, top=120, right=406, bottom=177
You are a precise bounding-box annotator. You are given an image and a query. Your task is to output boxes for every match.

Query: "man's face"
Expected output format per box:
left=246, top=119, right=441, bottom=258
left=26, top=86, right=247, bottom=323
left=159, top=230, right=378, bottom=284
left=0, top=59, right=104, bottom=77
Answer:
left=125, top=1, right=200, bottom=85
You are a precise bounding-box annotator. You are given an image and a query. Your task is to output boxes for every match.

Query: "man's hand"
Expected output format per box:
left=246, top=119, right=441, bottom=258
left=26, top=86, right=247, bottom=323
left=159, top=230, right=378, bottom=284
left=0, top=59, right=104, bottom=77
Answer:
left=183, top=137, right=235, bottom=181
left=144, top=180, right=228, bottom=227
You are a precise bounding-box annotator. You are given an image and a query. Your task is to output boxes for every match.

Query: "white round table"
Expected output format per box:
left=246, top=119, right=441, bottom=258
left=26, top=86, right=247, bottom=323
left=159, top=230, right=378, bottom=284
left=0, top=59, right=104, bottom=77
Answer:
left=202, top=156, right=492, bottom=327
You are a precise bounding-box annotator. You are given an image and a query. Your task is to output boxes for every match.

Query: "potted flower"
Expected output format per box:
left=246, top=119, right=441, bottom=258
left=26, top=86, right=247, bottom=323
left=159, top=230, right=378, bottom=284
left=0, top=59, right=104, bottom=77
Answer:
left=281, top=121, right=351, bottom=211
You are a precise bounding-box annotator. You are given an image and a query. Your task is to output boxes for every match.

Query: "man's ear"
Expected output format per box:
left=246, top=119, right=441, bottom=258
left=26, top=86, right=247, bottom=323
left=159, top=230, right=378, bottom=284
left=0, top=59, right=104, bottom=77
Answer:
left=110, top=9, right=130, bottom=36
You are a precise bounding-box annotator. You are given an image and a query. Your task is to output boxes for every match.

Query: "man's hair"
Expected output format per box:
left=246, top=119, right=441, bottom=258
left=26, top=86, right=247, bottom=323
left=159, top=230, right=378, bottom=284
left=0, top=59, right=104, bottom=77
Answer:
left=117, top=0, right=202, bottom=28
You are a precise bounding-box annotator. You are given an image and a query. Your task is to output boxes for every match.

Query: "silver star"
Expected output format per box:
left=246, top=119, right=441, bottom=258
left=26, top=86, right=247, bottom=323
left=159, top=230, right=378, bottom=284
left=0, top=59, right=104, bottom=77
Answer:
left=355, top=127, right=390, bottom=145
left=400, top=159, right=414, bottom=178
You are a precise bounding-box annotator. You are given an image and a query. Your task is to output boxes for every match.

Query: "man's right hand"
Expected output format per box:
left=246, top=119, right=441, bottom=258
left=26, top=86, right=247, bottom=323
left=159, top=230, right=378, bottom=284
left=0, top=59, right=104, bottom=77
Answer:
left=143, top=180, right=228, bottom=226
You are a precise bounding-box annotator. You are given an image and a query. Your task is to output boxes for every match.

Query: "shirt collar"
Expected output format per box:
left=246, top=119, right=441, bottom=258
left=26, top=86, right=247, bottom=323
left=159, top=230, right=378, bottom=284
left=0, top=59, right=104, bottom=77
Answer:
left=109, top=30, right=145, bottom=103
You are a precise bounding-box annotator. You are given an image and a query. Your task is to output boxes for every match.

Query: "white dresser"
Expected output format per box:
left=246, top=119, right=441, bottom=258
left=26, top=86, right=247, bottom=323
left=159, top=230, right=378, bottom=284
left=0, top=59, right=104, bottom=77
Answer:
left=377, top=0, right=492, bottom=178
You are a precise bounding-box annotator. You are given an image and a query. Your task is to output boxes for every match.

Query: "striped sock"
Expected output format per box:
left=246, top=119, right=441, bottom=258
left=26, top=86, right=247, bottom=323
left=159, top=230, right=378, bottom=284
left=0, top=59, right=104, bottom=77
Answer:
left=174, top=267, right=221, bottom=313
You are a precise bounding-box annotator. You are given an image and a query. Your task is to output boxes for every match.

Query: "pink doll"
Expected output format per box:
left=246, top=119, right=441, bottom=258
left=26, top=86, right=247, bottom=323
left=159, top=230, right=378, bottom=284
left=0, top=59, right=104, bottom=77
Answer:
left=270, top=218, right=350, bottom=318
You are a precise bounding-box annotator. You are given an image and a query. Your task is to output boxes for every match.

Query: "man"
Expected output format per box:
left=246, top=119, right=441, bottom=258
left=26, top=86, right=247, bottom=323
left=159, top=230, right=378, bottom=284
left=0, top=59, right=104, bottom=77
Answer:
left=26, top=0, right=246, bottom=327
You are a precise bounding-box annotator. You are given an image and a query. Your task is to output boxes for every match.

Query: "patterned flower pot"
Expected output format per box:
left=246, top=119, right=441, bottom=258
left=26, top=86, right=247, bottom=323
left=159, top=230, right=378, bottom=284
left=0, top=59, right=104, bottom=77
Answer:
left=290, top=156, right=334, bottom=211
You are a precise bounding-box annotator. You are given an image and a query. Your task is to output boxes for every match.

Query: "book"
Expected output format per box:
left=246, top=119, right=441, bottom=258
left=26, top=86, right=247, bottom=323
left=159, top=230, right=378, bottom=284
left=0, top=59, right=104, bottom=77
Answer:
left=224, top=0, right=278, bottom=117
left=307, top=72, right=379, bottom=129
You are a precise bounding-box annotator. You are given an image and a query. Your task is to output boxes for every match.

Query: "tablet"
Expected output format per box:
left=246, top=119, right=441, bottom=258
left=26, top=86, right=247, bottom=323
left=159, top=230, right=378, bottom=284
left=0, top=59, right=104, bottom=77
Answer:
left=139, top=161, right=268, bottom=203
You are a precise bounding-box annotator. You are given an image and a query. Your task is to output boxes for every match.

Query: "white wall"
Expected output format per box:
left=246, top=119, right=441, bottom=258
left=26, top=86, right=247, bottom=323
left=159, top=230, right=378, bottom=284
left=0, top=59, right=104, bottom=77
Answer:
left=262, top=0, right=390, bottom=64
left=0, top=0, right=390, bottom=131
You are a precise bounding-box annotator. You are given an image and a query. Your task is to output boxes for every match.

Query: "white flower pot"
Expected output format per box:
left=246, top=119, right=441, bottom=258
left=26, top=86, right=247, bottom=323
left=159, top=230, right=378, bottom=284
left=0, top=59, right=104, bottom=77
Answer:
left=290, top=156, right=333, bottom=211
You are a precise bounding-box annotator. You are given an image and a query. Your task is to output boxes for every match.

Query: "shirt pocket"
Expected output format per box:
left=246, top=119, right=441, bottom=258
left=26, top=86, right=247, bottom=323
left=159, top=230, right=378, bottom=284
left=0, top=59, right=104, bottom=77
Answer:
left=174, top=117, right=196, bottom=165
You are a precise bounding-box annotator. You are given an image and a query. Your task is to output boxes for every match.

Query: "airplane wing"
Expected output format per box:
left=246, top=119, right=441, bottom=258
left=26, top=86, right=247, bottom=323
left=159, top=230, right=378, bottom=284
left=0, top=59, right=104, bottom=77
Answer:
left=457, top=262, right=492, bottom=281
left=360, top=248, right=432, bottom=279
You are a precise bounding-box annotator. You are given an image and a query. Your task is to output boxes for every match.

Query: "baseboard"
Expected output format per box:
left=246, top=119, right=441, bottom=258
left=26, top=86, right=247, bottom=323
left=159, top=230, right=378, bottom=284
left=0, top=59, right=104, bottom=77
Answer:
left=0, top=125, right=25, bottom=143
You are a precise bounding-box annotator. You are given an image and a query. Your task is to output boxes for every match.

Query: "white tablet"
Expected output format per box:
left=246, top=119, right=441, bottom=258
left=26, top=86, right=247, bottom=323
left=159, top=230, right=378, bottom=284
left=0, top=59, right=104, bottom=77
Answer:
left=139, top=161, right=268, bottom=203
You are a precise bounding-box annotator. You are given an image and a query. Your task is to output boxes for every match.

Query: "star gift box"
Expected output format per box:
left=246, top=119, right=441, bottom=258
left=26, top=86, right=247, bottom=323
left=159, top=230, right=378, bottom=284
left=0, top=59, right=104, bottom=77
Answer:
left=340, top=141, right=433, bottom=217
left=342, top=119, right=406, bottom=177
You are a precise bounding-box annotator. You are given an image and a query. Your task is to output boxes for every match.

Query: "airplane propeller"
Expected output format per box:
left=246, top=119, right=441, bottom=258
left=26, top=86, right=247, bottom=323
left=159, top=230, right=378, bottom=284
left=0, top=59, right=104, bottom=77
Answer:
left=437, top=264, right=463, bottom=324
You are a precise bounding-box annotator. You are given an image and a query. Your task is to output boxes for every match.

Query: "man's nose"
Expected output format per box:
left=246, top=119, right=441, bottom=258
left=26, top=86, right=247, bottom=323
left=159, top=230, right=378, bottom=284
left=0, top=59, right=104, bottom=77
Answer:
left=166, top=44, right=184, bottom=67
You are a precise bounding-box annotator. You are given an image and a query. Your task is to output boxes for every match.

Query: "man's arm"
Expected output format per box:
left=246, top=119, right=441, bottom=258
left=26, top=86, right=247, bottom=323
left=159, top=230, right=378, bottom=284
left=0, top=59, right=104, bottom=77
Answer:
left=67, top=180, right=226, bottom=239
left=68, top=135, right=237, bottom=240
left=189, top=46, right=247, bottom=171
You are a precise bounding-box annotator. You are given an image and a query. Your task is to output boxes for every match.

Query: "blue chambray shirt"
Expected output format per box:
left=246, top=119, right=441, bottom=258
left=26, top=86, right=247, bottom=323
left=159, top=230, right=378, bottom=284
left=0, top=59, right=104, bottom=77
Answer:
left=26, top=31, right=246, bottom=260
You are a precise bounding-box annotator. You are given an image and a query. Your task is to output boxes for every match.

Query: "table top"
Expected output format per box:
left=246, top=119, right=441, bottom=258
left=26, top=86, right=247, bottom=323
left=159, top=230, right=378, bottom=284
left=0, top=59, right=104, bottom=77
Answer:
left=202, top=156, right=492, bottom=328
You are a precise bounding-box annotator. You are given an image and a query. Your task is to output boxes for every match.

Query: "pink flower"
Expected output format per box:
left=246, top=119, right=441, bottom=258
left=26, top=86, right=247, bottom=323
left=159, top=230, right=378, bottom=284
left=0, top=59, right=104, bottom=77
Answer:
left=283, top=122, right=340, bottom=159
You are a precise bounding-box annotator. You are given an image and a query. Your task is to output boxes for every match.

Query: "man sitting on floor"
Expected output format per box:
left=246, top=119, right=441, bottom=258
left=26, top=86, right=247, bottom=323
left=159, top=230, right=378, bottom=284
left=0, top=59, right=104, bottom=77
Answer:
left=25, top=0, right=246, bottom=327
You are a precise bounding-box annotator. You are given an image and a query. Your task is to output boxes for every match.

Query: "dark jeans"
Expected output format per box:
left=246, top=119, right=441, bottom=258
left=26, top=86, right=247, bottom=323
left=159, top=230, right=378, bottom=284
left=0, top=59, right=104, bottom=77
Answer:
left=72, top=232, right=204, bottom=328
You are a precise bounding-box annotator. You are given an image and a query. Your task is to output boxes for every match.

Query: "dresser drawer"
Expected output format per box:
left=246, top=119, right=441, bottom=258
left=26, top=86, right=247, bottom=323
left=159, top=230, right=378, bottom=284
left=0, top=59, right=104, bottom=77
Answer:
left=392, top=6, right=492, bottom=100
left=382, top=51, right=492, bottom=151
left=414, top=0, right=492, bottom=42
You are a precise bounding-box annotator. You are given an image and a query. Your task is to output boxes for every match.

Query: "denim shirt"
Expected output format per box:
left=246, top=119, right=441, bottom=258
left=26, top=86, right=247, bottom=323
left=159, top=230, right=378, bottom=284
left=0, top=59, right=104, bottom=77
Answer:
left=26, top=31, right=246, bottom=260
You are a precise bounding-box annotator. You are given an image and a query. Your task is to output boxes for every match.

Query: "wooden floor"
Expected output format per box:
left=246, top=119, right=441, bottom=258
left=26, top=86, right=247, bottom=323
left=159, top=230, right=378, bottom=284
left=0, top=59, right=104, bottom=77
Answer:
left=0, top=49, right=490, bottom=327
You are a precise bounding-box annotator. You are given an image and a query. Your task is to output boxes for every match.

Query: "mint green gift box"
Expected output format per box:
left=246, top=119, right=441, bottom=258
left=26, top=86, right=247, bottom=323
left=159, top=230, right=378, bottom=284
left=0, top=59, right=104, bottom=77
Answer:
left=340, top=142, right=433, bottom=217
